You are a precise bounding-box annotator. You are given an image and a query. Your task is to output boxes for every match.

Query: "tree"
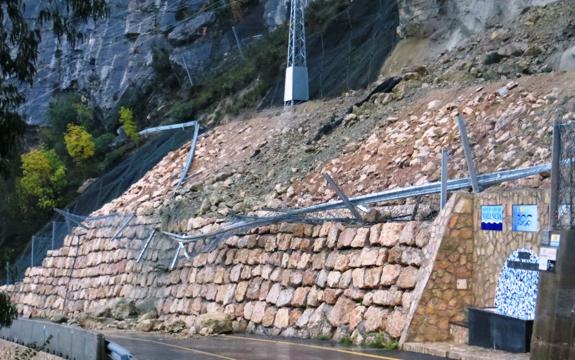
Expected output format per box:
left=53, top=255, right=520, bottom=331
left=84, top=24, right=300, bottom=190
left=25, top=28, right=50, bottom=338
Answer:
left=0, top=292, right=17, bottom=328
left=64, top=124, right=96, bottom=163
left=119, top=106, right=140, bottom=143
left=18, top=149, right=67, bottom=210
left=0, top=0, right=108, bottom=177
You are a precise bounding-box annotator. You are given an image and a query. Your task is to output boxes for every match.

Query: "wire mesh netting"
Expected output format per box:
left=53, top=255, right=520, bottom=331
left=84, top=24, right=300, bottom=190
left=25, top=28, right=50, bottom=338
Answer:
left=553, top=122, right=575, bottom=229
left=4, top=0, right=401, bottom=284
left=262, top=0, right=399, bottom=105
left=4, top=129, right=195, bottom=285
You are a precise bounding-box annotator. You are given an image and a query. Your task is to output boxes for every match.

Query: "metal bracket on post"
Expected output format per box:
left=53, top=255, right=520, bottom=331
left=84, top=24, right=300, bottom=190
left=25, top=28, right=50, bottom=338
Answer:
left=323, top=173, right=363, bottom=222
left=137, top=229, right=157, bottom=263
left=456, top=114, right=481, bottom=193
left=440, top=148, right=449, bottom=209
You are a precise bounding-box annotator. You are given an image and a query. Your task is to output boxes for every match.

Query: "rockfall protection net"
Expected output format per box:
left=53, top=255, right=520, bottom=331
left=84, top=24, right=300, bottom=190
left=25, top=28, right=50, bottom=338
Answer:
left=5, top=129, right=193, bottom=284
left=554, top=122, right=575, bottom=229
left=4, top=0, right=400, bottom=283
left=262, top=0, right=399, bottom=105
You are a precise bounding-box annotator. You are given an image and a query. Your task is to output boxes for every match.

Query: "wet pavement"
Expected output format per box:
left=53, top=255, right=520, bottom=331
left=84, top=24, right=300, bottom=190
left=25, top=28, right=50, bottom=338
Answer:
left=103, top=331, right=443, bottom=360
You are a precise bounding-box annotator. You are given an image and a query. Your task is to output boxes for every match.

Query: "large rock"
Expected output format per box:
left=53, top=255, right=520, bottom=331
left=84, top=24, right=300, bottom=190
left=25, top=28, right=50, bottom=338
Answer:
left=327, top=296, right=356, bottom=326
left=195, top=312, right=233, bottom=335
left=111, top=300, right=137, bottom=320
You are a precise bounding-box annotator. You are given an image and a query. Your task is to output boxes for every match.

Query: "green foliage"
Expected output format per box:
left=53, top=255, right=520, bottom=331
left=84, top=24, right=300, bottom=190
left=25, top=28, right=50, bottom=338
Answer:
left=339, top=336, right=353, bottom=346
left=187, top=24, right=288, bottom=116
left=42, top=94, right=98, bottom=159
left=169, top=100, right=196, bottom=121
left=64, top=124, right=96, bottom=163
left=366, top=332, right=398, bottom=350
left=18, top=149, right=67, bottom=210
left=0, top=1, right=107, bottom=175
left=152, top=45, right=172, bottom=76
left=94, top=133, right=116, bottom=154
left=316, top=334, right=330, bottom=341
left=119, top=106, right=140, bottom=143
left=0, top=292, right=17, bottom=328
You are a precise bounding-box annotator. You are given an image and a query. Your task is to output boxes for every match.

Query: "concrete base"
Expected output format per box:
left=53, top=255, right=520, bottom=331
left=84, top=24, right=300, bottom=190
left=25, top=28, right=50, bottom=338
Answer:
left=403, top=342, right=529, bottom=360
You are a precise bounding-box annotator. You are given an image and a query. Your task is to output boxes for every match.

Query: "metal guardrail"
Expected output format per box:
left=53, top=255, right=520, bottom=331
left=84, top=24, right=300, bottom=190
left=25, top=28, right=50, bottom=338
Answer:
left=0, top=318, right=105, bottom=360
left=106, top=340, right=135, bottom=360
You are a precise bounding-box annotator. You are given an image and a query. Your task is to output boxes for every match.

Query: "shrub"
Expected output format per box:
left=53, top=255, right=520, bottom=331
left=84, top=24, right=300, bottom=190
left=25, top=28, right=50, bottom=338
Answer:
left=366, top=332, right=398, bottom=350
left=18, top=149, right=67, bottom=210
left=0, top=292, right=17, bottom=328
left=64, top=124, right=96, bottom=163
left=119, top=106, right=140, bottom=143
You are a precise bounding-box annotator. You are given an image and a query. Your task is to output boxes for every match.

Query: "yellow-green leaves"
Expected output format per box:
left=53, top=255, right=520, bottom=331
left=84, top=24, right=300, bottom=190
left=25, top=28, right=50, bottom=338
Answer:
left=64, top=124, right=96, bottom=163
left=18, top=149, right=67, bottom=210
left=119, top=106, right=140, bottom=143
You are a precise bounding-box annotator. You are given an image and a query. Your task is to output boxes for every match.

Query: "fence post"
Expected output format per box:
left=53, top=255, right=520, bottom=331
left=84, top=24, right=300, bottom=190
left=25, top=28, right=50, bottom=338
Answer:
left=31, top=236, right=35, bottom=267
left=456, top=114, right=481, bottom=193
left=52, top=222, right=56, bottom=250
left=440, top=148, right=449, bottom=209
left=549, top=120, right=561, bottom=230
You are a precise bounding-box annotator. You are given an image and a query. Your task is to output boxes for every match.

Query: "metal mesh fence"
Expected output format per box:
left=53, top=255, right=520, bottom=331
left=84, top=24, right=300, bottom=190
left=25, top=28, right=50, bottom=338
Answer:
left=4, top=129, right=194, bottom=285
left=552, top=122, right=575, bottom=229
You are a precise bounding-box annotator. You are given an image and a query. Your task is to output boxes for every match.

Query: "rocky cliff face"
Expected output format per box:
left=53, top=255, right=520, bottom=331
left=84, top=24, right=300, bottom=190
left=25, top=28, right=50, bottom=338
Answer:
left=19, top=0, right=560, bottom=126
left=398, top=0, right=559, bottom=48
left=21, top=0, right=287, bottom=126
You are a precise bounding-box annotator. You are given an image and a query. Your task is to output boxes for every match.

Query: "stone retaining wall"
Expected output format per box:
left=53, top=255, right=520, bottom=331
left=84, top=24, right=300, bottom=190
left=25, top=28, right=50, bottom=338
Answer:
left=403, top=188, right=549, bottom=343
left=2, top=214, right=434, bottom=344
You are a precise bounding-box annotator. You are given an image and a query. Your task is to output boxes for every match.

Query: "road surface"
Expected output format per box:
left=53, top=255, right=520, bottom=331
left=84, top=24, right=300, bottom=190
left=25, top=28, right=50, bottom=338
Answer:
left=103, top=331, right=442, bottom=360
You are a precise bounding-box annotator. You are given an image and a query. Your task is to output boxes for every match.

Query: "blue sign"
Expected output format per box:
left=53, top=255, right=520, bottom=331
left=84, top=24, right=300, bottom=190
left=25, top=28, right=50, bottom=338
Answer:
left=481, top=205, right=504, bottom=231
left=512, top=205, right=538, bottom=232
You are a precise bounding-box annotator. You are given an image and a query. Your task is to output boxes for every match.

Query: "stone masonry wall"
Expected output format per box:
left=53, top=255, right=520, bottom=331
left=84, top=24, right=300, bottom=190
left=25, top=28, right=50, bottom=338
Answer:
left=402, top=193, right=474, bottom=343
left=402, top=189, right=550, bottom=343
left=472, top=189, right=549, bottom=308
left=2, top=215, right=433, bottom=344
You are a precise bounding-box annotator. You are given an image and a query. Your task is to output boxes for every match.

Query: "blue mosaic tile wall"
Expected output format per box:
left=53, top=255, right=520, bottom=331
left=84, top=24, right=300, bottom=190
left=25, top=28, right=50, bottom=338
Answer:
left=495, top=248, right=540, bottom=320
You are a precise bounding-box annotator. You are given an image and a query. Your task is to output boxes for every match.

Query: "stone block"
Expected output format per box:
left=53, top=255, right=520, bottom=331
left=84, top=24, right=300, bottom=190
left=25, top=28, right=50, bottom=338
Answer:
left=380, top=264, right=401, bottom=286
left=397, top=266, right=419, bottom=289
left=327, top=271, right=342, bottom=288
left=360, top=247, right=379, bottom=266
left=323, top=288, right=342, bottom=305
left=291, top=287, right=310, bottom=307
left=364, top=306, right=388, bottom=332
left=385, top=309, right=407, bottom=338
left=351, top=268, right=365, bottom=288
left=337, top=228, right=357, bottom=249
left=372, top=287, right=403, bottom=306
left=327, top=296, right=356, bottom=326
left=363, top=268, right=382, bottom=289
left=274, top=308, right=290, bottom=328
left=276, top=288, right=294, bottom=307
left=378, top=223, right=404, bottom=247
left=351, top=228, right=370, bottom=247
left=401, top=247, right=423, bottom=266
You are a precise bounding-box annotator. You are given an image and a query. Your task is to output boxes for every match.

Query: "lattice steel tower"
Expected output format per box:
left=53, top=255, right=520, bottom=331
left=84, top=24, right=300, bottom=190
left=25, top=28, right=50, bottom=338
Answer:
left=284, top=0, right=309, bottom=107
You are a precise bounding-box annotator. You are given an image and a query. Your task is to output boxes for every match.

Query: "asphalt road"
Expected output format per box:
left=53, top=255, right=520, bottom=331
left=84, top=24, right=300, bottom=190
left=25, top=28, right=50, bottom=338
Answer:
left=103, top=331, right=442, bottom=360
